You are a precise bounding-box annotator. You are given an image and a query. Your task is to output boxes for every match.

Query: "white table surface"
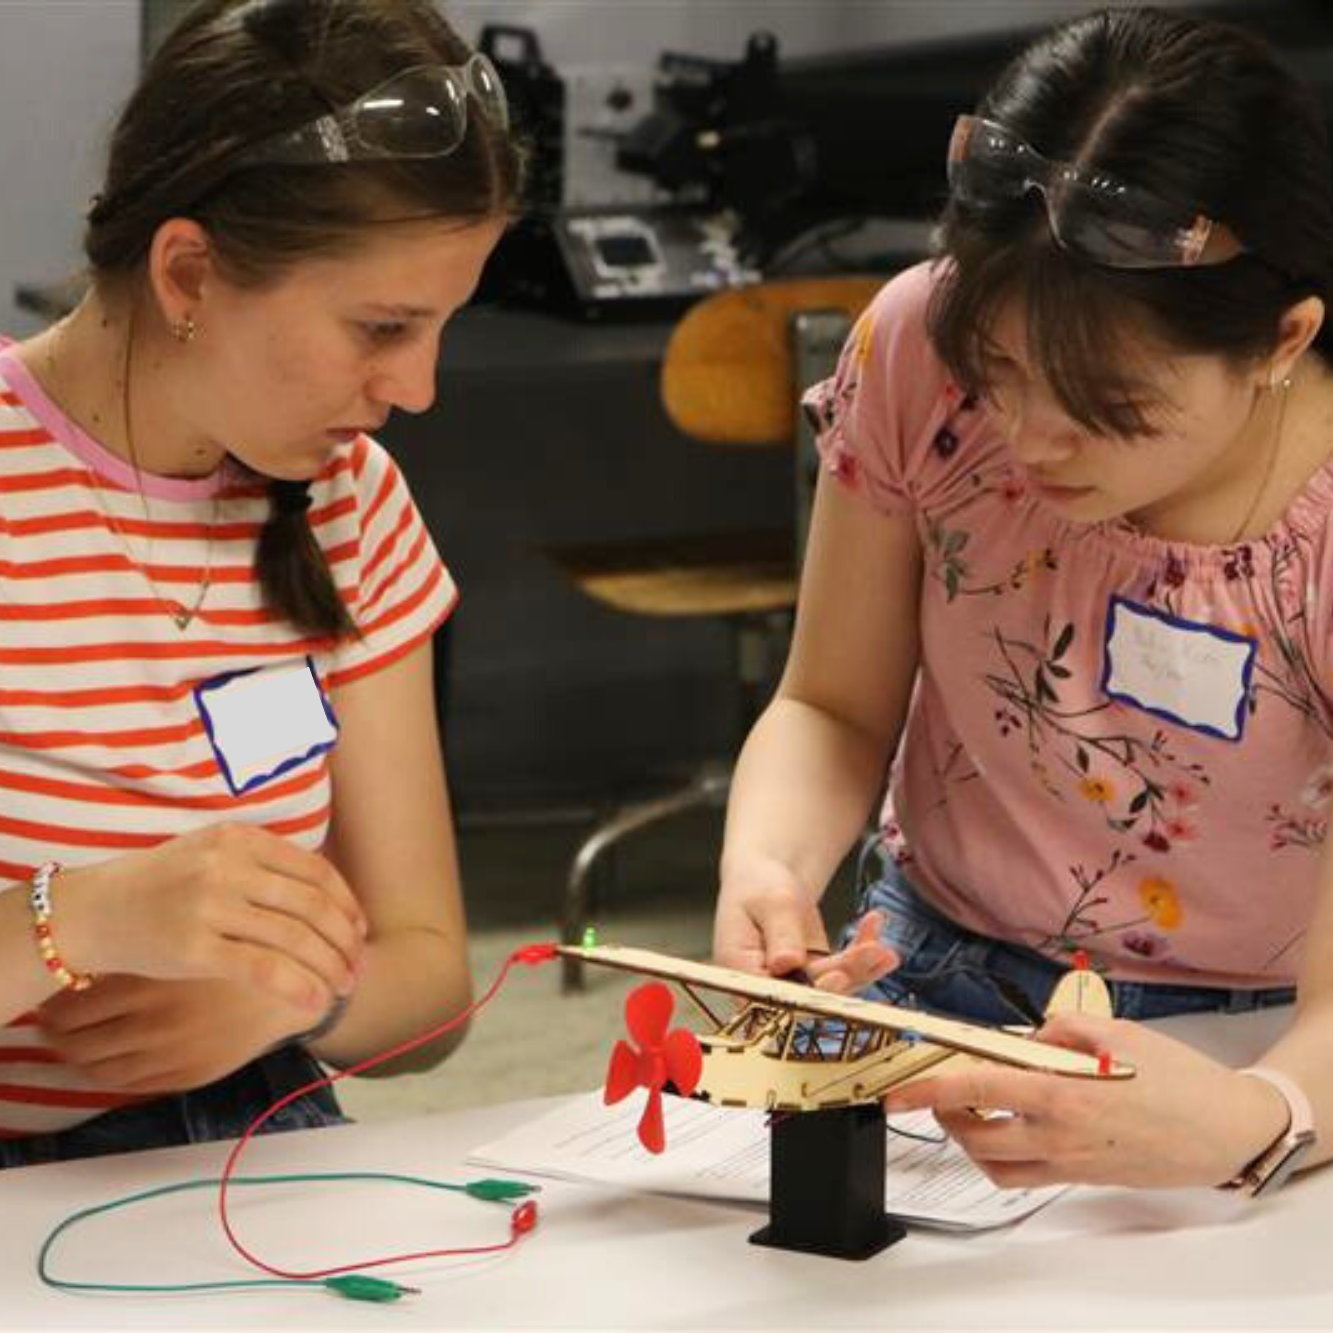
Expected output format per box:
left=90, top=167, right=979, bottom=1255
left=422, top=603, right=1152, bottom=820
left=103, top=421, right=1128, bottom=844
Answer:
left=2, top=1006, right=1330, bottom=1332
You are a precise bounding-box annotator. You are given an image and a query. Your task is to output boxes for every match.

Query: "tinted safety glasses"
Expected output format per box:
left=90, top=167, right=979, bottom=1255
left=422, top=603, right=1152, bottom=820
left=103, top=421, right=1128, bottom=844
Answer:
left=946, top=114, right=1243, bottom=270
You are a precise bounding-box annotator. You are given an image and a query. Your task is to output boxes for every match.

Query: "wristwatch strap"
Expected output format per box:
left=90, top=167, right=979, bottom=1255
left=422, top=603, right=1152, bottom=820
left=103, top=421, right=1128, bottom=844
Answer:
left=1224, top=1065, right=1317, bottom=1197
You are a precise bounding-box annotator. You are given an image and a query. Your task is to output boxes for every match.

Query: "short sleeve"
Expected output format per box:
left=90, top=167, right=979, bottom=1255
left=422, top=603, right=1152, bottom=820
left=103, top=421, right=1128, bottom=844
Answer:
left=323, top=437, right=457, bottom=689
left=801, top=261, right=955, bottom=516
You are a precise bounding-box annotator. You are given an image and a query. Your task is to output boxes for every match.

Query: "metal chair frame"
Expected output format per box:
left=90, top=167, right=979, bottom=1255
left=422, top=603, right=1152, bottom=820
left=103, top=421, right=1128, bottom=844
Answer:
left=559, top=305, right=855, bottom=991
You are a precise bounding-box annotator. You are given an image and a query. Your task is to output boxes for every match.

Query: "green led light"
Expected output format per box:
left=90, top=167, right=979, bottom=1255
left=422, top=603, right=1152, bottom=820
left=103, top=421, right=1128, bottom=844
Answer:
left=581, top=925, right=599, bottom=948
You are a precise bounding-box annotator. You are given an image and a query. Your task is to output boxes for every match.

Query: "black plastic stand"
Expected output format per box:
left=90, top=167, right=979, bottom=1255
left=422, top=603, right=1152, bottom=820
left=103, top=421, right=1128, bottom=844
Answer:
left=749, top=1103, right=907, bottom=1260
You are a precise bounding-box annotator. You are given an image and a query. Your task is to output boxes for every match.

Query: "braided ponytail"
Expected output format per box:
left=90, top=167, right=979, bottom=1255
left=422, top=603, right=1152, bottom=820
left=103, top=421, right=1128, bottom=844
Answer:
left=255, top=479, right=357, bottom=638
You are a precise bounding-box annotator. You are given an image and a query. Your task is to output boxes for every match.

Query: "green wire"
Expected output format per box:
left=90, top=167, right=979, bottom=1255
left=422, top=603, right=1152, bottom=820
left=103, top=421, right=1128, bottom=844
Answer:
left=38, top=1171, right=537, bottom=1300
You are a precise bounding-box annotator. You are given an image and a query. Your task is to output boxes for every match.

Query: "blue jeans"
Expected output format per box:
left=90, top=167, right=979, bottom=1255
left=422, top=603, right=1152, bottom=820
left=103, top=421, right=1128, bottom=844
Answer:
left=852, top=859, right=1297, bottom=1025
left=0, top=1043, right=346, bottom=1170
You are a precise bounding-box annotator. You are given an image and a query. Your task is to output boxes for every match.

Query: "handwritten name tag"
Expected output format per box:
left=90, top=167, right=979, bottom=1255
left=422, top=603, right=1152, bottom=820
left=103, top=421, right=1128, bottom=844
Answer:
left=196, top=657, right=339, bottom=794
left=1101, top=595, right=1255, bottom=742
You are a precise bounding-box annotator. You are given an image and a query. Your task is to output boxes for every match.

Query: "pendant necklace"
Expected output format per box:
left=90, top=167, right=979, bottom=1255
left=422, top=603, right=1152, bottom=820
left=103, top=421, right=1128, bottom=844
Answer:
left=47, top=310, right=219, bottom=631
left=118, top=311, right=219, bottom=629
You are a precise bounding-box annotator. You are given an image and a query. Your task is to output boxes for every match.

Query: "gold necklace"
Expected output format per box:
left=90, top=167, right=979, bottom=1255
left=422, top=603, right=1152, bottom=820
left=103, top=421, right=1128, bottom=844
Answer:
left=46, top=310, right=219, bottom=631
left=1227, top=374, right=1293, bottom=545
left=118, top=309, right=219, bottom=629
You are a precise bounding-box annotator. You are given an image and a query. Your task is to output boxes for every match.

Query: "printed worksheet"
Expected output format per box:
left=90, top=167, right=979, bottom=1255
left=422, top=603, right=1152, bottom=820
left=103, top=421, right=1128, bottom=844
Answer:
left=468, top=1092, right=1066, bottom=1231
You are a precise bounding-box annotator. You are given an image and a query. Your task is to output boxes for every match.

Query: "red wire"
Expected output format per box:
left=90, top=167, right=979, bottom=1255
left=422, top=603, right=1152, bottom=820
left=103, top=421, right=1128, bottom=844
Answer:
left=216, top=941, right=559, bottom=1280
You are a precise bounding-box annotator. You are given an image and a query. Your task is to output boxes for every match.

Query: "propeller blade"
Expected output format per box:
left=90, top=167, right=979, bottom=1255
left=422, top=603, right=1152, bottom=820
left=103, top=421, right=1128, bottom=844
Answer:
left=604, top=1040, right=640, bottom=1104
left=637, top=1086, right=666, bottom=1154
left=662, top=1028, right=704, bottom=1096
left=625, top=981, right=674, bottom=1049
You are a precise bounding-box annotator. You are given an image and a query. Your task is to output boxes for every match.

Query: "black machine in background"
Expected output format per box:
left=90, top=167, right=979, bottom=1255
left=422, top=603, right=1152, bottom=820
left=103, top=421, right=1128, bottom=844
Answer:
left=478, top=0, right=1333, bottom=322
left=476, top=23, right=764, bottom=321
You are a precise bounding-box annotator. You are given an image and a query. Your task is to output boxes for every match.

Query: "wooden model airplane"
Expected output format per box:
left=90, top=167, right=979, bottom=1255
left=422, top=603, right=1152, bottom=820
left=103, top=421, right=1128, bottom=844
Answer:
left=559, top=942, right=1126, bottom=1137
left=557, top=941, right=1127, bottom=1259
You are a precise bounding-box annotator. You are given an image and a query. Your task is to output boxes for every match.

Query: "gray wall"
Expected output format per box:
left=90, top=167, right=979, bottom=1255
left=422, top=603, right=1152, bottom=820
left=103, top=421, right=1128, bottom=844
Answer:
left=0, top=2, right=139, bottom=338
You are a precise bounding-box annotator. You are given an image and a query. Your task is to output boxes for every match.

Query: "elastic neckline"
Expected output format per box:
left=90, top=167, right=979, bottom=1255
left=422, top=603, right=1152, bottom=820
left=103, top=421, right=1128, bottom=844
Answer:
left=954, top=394, right=1333, bottom=575
left=1028, top=450, right=1333, bottom=574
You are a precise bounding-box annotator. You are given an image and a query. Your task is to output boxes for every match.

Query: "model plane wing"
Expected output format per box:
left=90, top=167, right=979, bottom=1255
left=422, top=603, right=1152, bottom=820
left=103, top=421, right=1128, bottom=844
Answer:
left=559, top=943, right=1132, bottom=1079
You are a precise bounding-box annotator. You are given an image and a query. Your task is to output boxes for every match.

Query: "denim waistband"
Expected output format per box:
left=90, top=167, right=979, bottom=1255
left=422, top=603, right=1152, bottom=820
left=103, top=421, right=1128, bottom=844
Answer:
left=0, top=1043, right=346, bottom=1171
left=853, top=859, right=1296, bottom=1025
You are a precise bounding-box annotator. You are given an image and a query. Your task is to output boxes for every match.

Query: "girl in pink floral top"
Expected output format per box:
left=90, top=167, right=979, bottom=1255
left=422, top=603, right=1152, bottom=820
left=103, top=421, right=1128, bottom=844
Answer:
left=715, top=7, right=1333, bottom=1193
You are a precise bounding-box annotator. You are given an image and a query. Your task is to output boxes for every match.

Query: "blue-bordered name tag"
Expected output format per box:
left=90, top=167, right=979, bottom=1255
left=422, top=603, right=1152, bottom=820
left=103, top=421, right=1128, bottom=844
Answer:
left=196, top=657, right=339, bottom=795
left=1101, top=595, right=1256, bottom=742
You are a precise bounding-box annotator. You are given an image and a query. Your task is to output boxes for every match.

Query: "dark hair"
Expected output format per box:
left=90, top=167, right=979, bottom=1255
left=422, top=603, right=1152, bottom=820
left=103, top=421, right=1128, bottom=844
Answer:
left=928, top=6, right=1333, bottom=438
left=86, top=0, right=524, bottom=637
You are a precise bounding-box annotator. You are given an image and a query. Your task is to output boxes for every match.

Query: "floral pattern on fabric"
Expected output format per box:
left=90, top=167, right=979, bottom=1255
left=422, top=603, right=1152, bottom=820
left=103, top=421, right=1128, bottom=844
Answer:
left=802, top=262, right=1333, bottom=986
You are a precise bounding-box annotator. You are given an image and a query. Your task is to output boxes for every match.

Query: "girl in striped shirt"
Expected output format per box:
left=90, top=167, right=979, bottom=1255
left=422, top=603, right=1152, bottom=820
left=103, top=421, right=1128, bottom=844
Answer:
left=0, top=0, right=521, bottom=1163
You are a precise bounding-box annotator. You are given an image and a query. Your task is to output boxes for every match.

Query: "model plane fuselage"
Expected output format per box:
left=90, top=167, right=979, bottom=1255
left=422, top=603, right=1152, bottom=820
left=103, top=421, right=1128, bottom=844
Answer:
left=560, top=943, right=1126, bottom=1114
left=696, top=1005, right=957, bottom=1111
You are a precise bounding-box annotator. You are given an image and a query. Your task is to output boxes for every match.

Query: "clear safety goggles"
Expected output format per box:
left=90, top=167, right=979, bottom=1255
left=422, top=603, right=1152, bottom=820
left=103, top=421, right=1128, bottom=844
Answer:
left=234, top=54, right=509, bottom=168
left=946, top=114, right=1243, bottom=270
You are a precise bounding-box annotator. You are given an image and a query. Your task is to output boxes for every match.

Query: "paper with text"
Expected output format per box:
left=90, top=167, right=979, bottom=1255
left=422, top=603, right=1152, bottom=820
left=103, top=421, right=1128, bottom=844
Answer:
left=468, top=1092, right=1066, bottom=1231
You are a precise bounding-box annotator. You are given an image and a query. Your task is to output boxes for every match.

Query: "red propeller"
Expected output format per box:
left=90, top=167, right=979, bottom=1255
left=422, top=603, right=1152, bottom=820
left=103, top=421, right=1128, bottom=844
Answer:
left=603, top=981, right=703, bottom=1153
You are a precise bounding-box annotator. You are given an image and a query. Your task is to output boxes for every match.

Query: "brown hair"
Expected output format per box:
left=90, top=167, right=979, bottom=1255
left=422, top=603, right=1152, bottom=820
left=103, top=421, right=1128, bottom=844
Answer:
left=928, top=7, right=1332, bottom=439
left=85, top=0, right=525, bottom=636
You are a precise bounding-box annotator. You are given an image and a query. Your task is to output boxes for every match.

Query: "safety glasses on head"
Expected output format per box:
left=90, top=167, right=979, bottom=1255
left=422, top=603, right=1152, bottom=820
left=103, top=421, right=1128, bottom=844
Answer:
left=946, top=114, right=1244, bottom=270
left=234, top=54, right=509, bottom=169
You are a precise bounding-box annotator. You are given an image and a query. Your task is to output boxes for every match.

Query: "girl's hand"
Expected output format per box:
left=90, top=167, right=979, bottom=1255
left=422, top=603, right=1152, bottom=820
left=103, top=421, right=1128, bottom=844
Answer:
left=714, top=859, right=897, bottom=991
left=883, top=1014, right=1291, bottom=1189
left=36, top=974, right=318, bottom=1096
left=61, top=824, right=367, bottom=1015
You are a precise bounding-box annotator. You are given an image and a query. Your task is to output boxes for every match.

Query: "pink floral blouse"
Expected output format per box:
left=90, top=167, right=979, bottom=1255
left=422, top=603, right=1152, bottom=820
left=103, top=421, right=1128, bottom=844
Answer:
left=806, top=261, right=1333, bottom=987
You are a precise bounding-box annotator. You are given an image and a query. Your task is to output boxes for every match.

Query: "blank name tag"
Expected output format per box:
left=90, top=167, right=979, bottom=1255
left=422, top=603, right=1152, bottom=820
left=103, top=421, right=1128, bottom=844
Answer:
left=1101, top=595, right=1256, bottom=742
left=196, top=657, right=339, bottom=794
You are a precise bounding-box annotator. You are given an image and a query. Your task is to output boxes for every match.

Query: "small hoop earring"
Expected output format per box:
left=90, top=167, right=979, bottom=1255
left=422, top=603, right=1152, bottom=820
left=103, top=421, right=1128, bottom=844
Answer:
left=171, top=315, right=197, bottom=345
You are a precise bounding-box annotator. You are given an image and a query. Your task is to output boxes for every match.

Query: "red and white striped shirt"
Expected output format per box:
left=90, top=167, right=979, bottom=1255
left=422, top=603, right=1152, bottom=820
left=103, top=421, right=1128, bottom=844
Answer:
left=0, top=344, right=456, bottom=1137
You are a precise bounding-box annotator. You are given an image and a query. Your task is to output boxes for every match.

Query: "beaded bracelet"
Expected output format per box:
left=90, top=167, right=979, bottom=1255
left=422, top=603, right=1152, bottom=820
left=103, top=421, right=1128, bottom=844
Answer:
left=29, top=860, right=96, bottom=992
